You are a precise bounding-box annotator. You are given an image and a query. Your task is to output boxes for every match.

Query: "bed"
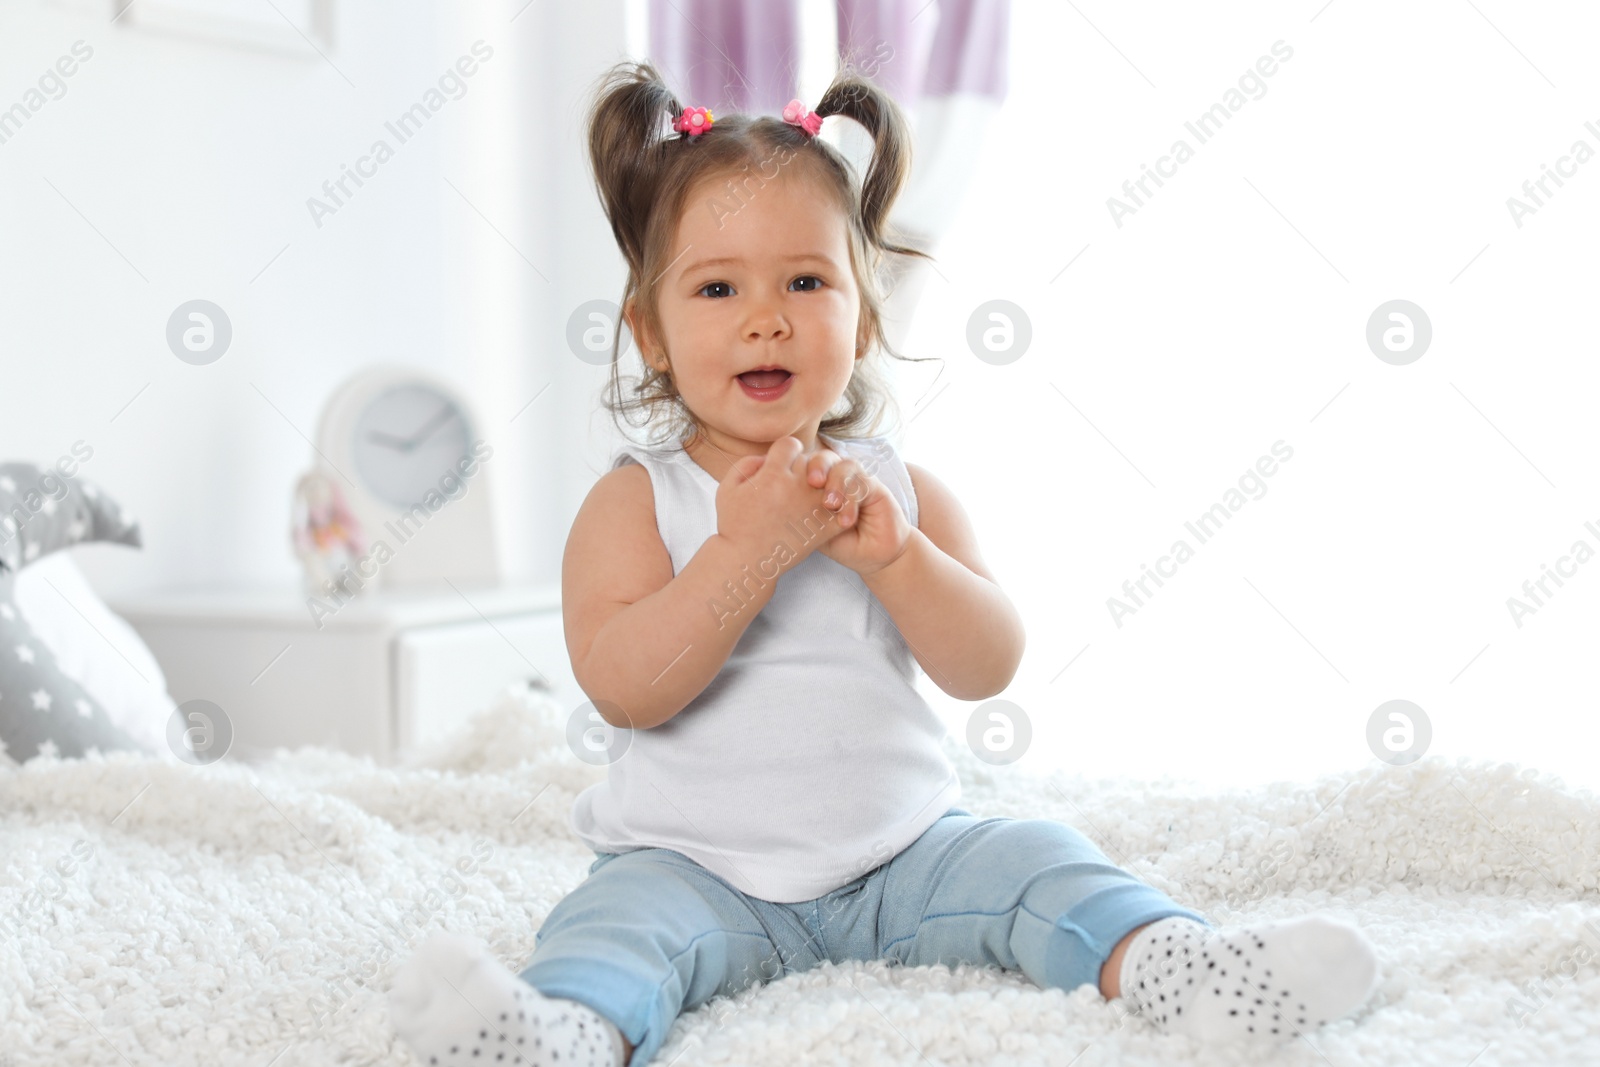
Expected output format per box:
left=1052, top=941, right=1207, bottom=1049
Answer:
left=3, top=679, right=1598, bottom=1066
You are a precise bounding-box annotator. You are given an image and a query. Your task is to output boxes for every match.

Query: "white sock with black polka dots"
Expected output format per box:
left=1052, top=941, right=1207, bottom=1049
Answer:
left=1116, top=914, right=1379, bottom=1041
left=388, top=933, right=628, bottom=1067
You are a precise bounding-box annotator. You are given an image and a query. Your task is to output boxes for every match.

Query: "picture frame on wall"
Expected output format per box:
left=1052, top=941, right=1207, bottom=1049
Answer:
left=90, top=0, right=337, bottom=57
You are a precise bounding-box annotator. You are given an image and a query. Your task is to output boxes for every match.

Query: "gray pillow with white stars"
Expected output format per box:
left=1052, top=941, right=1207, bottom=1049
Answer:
left=0, top=571, right=153, bottom=764
left=0, top=462, right=141, bottom=575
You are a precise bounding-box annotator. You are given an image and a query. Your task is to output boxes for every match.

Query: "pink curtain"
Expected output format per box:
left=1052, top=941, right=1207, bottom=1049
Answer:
left=647, top=0, right=1010, bottom=115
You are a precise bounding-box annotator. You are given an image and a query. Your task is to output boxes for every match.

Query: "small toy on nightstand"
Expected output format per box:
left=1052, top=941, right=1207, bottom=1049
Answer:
left=290, top=466, right=370, bottom=601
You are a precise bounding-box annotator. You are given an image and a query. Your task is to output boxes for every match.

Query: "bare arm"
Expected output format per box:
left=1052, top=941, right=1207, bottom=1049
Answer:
left=861, top=463, right=1025, bottom=700
left=564, top=465, right=782, bottom=731
left=574, top=534, right=775, bottom=730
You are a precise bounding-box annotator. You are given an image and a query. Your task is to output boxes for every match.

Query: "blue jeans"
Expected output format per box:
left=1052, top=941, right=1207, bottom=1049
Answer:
left=519, top=807, right=1211, bottom=1066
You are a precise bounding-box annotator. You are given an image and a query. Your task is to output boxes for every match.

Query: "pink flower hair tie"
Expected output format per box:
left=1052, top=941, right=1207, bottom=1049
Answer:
left=782, top=99, right=823, bottom=137
left=673, top=105, right=714, bottom=137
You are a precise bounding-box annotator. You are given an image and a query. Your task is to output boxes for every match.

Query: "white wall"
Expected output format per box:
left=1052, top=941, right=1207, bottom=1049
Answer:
left=0, top=0, right=631, bottom=597
left=894, top=2, right=1600, bottom=795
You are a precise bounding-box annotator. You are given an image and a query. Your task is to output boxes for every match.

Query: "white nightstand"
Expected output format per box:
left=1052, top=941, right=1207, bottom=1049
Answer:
left=107, top=581, right=584, bottom=765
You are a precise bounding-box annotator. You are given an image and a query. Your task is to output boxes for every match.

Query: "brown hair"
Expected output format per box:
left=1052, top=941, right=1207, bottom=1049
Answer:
left=584, top=59, right=938, bottom=449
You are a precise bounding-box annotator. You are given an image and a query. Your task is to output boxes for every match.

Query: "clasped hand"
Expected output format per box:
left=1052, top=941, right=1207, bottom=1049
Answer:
left=715, top=436, right=912, bottom=576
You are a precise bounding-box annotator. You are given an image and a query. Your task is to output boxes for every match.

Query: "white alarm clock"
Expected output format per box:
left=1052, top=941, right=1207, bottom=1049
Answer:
left=313, top=365, right=500, bottom=591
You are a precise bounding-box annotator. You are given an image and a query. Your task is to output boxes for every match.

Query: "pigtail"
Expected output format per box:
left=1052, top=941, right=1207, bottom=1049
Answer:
left=585, top=61, right=683, bottom=274
left=813, top=71, right=932, bottom=263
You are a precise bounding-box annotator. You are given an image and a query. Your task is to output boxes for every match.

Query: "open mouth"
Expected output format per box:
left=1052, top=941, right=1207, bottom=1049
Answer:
left=736, top=368, right=792, bottom=389
left=736, top=367, right=793, bottom=400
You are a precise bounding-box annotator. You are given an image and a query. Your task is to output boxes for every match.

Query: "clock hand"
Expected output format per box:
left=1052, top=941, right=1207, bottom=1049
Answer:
left=402, top=405, right=456, bottom=451
left=365, top=431, right=413, bottom=449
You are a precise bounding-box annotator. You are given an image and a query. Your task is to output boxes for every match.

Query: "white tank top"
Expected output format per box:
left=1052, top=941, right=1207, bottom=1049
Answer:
left=567, top=432, right=962, bottom=903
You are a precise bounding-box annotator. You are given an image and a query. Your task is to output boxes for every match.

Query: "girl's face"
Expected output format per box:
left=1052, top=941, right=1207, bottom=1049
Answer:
left=640, top=164, right=862, bottom=459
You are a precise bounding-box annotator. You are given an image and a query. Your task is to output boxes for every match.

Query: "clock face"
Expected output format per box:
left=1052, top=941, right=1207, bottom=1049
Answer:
left=351, top=384, right=474, bottom=509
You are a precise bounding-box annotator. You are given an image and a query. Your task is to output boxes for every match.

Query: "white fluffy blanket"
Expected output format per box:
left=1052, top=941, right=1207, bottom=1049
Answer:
left=3, top=684, right=1598, bottom=1067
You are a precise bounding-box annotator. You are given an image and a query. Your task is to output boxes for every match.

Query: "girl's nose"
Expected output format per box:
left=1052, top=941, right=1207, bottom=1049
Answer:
left=742, top=297, right=791, bottom=342
left=743, top=319, right=790, bottom=342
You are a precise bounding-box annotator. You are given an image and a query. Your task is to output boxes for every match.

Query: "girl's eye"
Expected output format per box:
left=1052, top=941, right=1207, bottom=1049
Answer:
left=699, top=282, right=733, bottom=298
left=789, top=275, right=823, bottom=292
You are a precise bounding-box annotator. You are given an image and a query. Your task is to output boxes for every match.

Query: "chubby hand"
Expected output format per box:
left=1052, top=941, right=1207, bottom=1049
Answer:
left=801, top=446, right=913, bottom=576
